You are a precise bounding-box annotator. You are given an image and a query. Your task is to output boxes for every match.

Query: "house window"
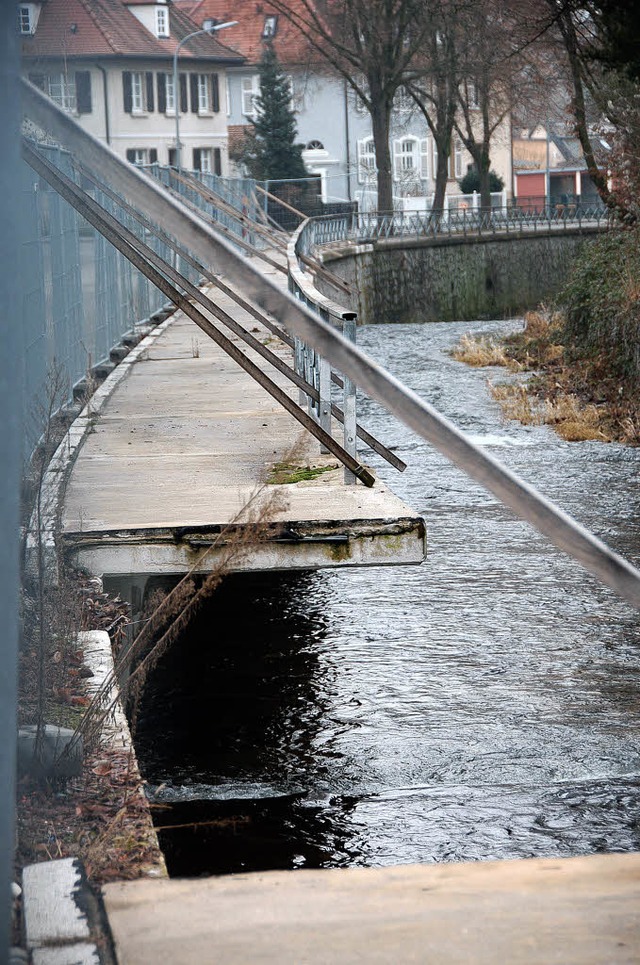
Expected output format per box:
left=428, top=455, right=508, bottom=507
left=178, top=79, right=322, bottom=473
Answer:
left=164, top=72, right=175, bottom=113
left=131, top=72, right=145, bottom=113
left=193, top=148, right=212, bottom=173
left=18, top=4, right=32, bottom=34
left=454, top=139, right=463, bottom=178
left=306, top=140, right=324, bottom=150
left=47, top=73, right=77, bottom=113
left=189, top=73, right=219, bottom=113
left=126, top=148, right=158, bottom=166
left=262, top=15, right=278, bottom=38
left=203, top=18, right=216, bottom=30
left=393, top=86, right=412, bottom=112
left=168, top=147, right=177, bottom=167
left=123, top=71, right=154, bottom=113
left=393, top=137, right=420, bottom=179
left=242, top=75, right=260, bottom=116
left=357, top=137, right=376, bottom=183
left=155, top=6, right=169, bottom=38
left=197, top=74, right=210, bottom=112
left=462, top=78, right=479, bottom=109
left=193, top=148, right=222, bottom=175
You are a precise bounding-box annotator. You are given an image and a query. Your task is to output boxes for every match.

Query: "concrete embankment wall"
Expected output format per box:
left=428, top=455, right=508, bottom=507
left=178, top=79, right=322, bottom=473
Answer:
left=320, top=228, right=602, bottom=324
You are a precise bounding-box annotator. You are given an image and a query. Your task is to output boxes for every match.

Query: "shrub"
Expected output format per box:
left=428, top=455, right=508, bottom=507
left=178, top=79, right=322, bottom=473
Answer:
left=458, top=169, right=504, bottom=194
left=557, top=227, right=640, bottom=382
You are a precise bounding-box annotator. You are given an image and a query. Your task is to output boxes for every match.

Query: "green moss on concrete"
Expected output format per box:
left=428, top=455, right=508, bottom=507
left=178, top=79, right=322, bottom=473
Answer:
left=268, top=462, right=338, bottom=485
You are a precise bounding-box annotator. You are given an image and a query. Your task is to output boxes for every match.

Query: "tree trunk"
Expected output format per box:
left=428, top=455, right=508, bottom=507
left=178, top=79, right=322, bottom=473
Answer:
left=477, top=145, right=492, bottom=210
left=370, top=100, right=393, bottom=213
left=432, top=139, right=450, bottom=218
left=558, top=7, right=613, bottom=210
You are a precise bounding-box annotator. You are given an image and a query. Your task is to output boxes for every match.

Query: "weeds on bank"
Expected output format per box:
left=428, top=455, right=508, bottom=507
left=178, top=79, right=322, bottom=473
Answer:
left=17, top=359, right=302, bottom=887
left=452, top=310, right=639, bottom=444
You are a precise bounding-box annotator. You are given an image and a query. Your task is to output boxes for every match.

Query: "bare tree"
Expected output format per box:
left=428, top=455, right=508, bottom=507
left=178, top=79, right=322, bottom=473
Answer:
left=528, top=0, right=639, bottom=216
left=404, top=1, right=460, bottom=217
left=267, top=0, right=432, bottom=212
left=451, top=0, right=528, bottom=209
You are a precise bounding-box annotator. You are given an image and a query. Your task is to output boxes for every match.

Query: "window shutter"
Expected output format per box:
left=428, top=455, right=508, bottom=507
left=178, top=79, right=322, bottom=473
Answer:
left=123, top=72, right=132, bottom=113
left=420, top=139, right=429, bottom=179
left=356, top=140, right=366, bottom=184
left=28, top=73, right=45, bottom=91
left=190, top=73, right=198, bottom=113
left=149, top=148, right=158, bottom=164
left=75, top=71, right=92, bottom=114
left=393, top=140, right=403, bottom=180
left=179, top=74, right=188, bottom=113
left=145, top=72, right=154, bottom=112
left=157, top=73, right=166, bottom=113
left=126, top=149, right=135, bottom=162
left=211, top=73, right=220, bottom=113
left=214, top=147, right=221, bottom=176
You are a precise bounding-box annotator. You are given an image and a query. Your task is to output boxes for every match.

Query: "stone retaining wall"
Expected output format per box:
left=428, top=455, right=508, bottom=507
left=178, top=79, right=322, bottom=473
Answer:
left=319, top=228, right=603, bottom=324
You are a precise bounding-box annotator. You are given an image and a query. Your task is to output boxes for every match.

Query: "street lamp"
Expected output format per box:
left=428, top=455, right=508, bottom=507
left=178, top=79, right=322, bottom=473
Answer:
left=173, top=20, right=238, bottom=171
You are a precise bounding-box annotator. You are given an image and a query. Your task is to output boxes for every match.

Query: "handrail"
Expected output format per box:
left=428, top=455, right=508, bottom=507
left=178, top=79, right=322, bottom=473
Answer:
left=300, top=203, right=613, bottom=254
left=72, top=159, right=405, bottom=474
left=21, top=78, right=640, bottom=610
left=24, top=141, right=376, bottom=488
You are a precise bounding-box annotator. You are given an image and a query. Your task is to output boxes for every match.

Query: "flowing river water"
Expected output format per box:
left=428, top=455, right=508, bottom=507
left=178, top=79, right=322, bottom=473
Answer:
left=134, top=317, right=640, bottom=877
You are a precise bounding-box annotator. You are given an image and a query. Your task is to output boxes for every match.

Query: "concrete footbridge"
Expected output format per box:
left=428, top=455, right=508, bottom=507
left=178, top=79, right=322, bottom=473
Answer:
left=18, top=79, right=640, bottom=965
left=60, top=264, right=426, bottom=603
left=22, top=77, right=640, bottom=610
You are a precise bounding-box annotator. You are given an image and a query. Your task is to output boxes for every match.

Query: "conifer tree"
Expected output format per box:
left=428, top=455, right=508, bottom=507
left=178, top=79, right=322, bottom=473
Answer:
left=236, top=44, right=307, bottom=180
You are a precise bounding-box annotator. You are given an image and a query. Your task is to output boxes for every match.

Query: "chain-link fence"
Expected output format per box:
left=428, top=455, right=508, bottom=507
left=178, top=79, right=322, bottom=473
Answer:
left=20, top=143, right=176, bottom=457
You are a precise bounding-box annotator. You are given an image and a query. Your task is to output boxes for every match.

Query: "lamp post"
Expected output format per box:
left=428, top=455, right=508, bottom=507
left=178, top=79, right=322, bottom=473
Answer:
left=173, top=20, right=238, bottom=171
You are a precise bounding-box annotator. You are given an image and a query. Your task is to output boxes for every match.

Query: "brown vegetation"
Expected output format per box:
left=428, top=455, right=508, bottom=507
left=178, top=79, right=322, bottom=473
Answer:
left=16, top=571, right=164, bottom=885
left=452, top=310, right=640, bottom=445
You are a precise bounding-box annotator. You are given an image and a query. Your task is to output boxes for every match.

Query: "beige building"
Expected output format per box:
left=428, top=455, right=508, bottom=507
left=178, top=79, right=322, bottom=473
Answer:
left=20, top=0, right=244, bottom=173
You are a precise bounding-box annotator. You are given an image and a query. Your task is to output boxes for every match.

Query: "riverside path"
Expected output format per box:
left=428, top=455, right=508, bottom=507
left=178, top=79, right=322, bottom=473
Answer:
left=59, top=254, right=426, bottom=602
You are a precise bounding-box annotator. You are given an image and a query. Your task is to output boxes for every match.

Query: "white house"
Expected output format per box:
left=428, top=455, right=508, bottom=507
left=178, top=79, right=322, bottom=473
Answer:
left=20, top=0, right=244, bottom=174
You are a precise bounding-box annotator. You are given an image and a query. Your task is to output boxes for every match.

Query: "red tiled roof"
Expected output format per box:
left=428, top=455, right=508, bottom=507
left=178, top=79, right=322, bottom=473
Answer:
left=175, top=0, right=320, bottom=66
left=21, top=0, right=245, bottom=63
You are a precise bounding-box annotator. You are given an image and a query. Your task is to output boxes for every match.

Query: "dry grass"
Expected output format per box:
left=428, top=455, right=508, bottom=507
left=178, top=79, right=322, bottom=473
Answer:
left=489, top=381, right=610, bottom=441
left=450, top=333, right=516, bottom=369
left=489, top=382, right=541, bottom=425
left=454, top=309, right=637, bottom=445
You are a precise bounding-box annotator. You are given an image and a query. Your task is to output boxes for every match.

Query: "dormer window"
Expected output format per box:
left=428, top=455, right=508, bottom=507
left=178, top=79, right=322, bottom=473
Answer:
left=262, top=15, right=278, bottom=38
left=19, top=5, right=32, bottom=33
left=19, top=3, right=44, bottom=34
left=155, top=5, right=169, bottom=38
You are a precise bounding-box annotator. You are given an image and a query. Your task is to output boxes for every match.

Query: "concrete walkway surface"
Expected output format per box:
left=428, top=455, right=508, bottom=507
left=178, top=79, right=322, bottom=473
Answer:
left=61, top=276, right=425, bottom=580
left=102, top=852, right=640, bottom=963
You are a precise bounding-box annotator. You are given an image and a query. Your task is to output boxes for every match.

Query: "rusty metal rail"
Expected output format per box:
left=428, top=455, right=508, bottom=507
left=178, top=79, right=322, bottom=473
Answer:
left=73, top=162, right=405, bottom=474
left=21, top=78, right=640, bottom=610
left=23, top=142, right=376, bottom=487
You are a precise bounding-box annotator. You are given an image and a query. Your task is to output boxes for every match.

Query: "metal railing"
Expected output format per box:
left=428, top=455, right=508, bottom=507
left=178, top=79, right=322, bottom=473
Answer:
left=20, top=78, right=640, bottom=611
left=144, top=164, right=382, bottom=486
left=299, top=201, right=612, bottom=252
left=18, top=142, right=178, bottom=457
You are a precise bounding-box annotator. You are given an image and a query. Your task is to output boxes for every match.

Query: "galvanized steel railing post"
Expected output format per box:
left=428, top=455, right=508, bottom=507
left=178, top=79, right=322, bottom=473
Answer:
left=342, top=312, right=357, bottom=484
left=318, top=349, right=332, bottom=452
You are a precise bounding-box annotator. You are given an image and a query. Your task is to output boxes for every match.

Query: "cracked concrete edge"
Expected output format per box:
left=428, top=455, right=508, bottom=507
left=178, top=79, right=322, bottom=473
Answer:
left=22, top=857, right=103, bottom=964
left=24, top=309, right=178, bottom=584
left=77, top=629, right=168, bottom=881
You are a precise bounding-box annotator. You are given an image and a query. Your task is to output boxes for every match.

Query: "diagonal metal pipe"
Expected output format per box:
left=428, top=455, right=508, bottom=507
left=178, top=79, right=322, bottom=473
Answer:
left=21, top=78, right=640, bottom=609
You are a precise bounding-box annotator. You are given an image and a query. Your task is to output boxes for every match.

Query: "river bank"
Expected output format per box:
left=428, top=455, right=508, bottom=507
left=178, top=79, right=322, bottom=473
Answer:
left=14, top=570, right=165, bottom=948
left=451, top=309, right=640, bottom=446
